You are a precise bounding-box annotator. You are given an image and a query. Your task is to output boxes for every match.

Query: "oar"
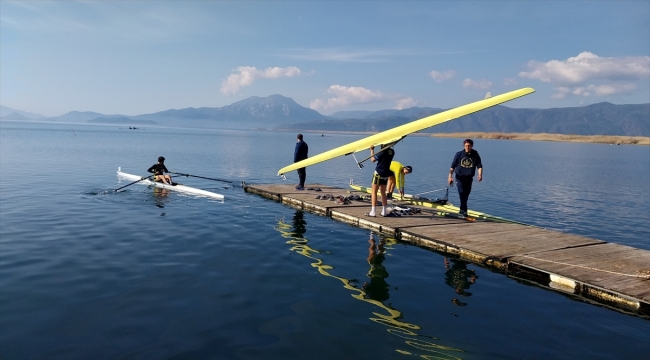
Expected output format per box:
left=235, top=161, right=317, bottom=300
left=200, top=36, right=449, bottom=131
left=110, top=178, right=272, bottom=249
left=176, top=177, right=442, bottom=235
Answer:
left=115, top=175, right=153, bottom=192
left=169, top=172, right=233, bottom=184
left=352, top=137, right=405, bottom=168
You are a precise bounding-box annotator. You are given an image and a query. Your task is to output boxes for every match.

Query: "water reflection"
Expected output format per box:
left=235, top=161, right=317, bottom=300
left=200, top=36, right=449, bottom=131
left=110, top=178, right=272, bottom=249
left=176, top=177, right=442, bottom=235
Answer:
left=444, top=258, right=478, bottom=307
left=276, top=210, right=464, bottom=359
left=152, top=186, right=170, bottom=208
left=292, top=209, right=307, bottom=236
left=364, top=234, right=390, bottom=302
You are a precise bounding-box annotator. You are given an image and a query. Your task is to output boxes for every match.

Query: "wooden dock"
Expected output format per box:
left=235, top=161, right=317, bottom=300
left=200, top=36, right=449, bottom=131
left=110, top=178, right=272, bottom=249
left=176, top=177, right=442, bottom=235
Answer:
left=244, top=183, right=650, bottom=318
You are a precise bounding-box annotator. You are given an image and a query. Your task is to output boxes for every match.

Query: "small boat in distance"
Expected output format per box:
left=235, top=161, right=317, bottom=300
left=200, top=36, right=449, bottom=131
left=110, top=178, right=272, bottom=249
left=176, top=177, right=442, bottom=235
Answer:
left=117, top=167, right=224, bottom=200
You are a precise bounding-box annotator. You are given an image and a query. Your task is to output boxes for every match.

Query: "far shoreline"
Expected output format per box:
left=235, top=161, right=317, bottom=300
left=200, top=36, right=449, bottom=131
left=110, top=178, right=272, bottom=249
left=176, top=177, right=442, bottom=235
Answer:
left=271, top=129, right=650, bottom=146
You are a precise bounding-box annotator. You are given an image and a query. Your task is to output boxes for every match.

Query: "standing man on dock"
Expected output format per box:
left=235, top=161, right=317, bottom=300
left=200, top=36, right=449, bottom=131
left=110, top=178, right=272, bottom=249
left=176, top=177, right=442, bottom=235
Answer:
left=294, top=134, right=308, bottom=190
left=368, top=145, right=395, bottom=217
left=448, top=139, right=482, bottom=219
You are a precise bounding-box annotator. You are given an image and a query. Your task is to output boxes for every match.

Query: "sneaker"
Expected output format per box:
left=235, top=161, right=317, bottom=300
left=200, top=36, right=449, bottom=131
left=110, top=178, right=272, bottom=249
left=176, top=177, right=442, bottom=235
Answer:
left=458, top=211, right=467, bottom=219
left=295, top=186, right=304, bottom=190
left=386, top=193, right=393, bottom=200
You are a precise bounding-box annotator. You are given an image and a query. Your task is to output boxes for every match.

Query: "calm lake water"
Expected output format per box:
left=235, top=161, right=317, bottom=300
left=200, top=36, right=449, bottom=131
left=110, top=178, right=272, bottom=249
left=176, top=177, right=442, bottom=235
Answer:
left=1, top=120, right=649, bottom=359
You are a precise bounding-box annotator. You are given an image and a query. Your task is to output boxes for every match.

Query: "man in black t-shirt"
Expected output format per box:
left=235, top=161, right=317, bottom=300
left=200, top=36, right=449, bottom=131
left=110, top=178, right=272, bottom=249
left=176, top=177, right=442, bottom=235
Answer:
left=448, top=139, right=482, bottom=218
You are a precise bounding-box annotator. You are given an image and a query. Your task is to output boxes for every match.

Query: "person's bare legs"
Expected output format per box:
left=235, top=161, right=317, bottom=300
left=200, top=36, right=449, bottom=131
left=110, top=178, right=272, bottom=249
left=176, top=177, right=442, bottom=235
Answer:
left=369, top=183, right=379, bottom=216
left=379, top=185, right=388, bottom=216
left=156, top=175, right=171, bottom=184
left=387, top=176, right=395, bottom=196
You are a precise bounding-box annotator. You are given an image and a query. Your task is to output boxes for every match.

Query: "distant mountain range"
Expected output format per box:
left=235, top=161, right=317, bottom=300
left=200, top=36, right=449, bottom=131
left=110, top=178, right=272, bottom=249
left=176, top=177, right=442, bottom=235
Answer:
left=126, top=95, right=328, bottom=128
left=2, top=97, right=648, bottom=136
left=279, top=102, right=650, bottom=136
left=0, top=105, right=46, bottom=120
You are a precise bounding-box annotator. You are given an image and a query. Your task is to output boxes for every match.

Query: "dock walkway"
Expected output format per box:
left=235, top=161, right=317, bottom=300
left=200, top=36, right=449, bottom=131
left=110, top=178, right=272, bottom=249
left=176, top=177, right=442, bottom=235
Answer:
left=244, top=183, right=650, bottom=318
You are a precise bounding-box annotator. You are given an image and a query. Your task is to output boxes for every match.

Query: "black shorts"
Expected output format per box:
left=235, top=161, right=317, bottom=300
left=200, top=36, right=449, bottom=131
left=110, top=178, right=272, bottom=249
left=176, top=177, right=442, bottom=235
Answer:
left=372, top=172, right=388, bottom=186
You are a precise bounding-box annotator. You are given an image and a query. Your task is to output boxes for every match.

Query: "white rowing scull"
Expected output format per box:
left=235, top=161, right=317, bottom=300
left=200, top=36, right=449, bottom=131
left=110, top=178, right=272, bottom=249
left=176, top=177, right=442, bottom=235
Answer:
left=117, top=167, right=224, bottom=200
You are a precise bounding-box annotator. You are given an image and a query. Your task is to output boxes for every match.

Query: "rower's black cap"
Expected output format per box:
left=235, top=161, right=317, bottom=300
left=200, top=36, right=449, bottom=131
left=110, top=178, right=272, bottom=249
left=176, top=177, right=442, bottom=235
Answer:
left=158, top=156, right=165, bottom=162
left=405, top=166, right=412, bottom=173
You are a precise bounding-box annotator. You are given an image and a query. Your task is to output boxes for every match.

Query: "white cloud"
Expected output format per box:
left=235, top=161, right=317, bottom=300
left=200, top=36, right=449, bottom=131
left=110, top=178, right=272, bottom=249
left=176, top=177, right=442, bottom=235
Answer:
left=519, top=52, right=650, bottom=85
left=588, top=83, right=637, bottom=96
left=310, top=85, right=414, bottom=110
left=220, top=66, right=302, bottom=95
left=462, top=78, right=492, bottom=90
left=550, top=83, right=637, bottom=99
left=504, top=78, right=519, bottom=86
left=394, top=97, right=416, bottom=110
left=551, top=87, right=571, bottom=99
left=429, top=70, right=456, bottom=82
left=519, top=52, right=649, bottom=100
left=310, top=85, right=388, bottom=110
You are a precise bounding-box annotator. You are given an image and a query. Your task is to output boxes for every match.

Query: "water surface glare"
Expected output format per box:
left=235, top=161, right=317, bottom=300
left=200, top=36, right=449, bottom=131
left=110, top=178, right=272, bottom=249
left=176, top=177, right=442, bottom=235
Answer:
left=1, top=121, right=649, bottom=359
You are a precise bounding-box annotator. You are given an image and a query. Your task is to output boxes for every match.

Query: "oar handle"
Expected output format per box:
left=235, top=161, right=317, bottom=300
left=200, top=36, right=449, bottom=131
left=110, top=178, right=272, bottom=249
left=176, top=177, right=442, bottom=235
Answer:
left=115, top=175, right=153, bottom=192
left=169, top=172, right=233, bottom=184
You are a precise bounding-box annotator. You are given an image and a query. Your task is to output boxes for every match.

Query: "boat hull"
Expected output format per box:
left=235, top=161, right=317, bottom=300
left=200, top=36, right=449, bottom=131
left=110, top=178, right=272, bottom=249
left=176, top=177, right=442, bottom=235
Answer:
left=117, top=168, right=224, bottom=200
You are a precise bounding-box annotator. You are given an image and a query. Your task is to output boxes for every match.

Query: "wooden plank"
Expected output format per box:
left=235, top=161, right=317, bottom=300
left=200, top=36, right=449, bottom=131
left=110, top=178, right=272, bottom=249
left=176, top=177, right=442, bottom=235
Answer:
left=401, top=224, right=602, bottom=259
left=516, top=245, right=650, bottom=270
left=511, top=243, right=650, bottom=302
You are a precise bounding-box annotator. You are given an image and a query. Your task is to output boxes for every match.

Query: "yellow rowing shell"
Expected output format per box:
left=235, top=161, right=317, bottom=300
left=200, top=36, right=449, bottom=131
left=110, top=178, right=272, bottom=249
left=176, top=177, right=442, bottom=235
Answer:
left=278, top=87, right=535, bottom=176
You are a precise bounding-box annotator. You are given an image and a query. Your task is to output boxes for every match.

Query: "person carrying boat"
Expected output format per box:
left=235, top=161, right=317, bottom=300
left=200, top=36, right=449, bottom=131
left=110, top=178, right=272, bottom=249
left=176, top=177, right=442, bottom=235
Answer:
left=386, top=161, right=412, bottom=200
left=148, top=156, right=172, bottom=185
left=367, top=145, right=395, bottom=217
left=294, top=134, right=309, bottom=190
left=448, top=139, right=482, bottom=219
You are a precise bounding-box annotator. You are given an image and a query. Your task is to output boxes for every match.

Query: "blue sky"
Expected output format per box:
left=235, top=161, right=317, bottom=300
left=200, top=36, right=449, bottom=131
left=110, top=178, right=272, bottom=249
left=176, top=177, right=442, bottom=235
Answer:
left=1, top=1, right=648, bottom=117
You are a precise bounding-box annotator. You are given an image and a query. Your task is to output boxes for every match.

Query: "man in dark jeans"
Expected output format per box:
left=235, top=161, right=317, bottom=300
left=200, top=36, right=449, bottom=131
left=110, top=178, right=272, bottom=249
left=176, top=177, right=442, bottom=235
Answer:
left=448, top=139, right=482, bottom=218
left=294, top=134, right=308, bottom=190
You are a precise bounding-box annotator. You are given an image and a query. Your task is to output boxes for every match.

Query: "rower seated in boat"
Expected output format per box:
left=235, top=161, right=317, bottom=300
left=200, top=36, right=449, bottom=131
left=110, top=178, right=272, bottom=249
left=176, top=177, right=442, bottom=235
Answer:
left=147, top=156, right=172, bottom=184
